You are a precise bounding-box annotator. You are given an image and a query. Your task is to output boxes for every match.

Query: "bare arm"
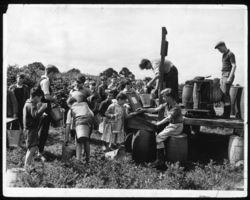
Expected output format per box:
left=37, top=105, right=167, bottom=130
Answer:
left=228, top=63, right=236, bottom=82
left=147, top=75, right=160, bottom=88
left=105, top=104, right=115, bottom=119
left=144, top=102, right=167, bottom=113
left=157, top=116, right=170, bottom=126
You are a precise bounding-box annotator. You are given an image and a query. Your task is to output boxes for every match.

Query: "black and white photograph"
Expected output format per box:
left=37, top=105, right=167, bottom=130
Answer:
left=2, top=4, right=248, bottom=197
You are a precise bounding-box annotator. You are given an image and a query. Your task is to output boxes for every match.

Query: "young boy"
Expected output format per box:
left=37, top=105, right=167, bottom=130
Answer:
left=23, top=87, right=47, bottom=172
left=142, top=88, right=183, bottom=170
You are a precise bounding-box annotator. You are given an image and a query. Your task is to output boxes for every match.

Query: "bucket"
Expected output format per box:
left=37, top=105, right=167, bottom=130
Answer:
left=52, top=108, right=65, bottom=128
left=132, top=130, right=156, bottom=163
left=50, top=105, right=63, bottom=122
left=62, top=143, right=75, bottom=162
left=228, top=135, right=244, bottom=164
left=240, top=88, right=244, bottom=120
left=182, top=84, right=193, bottom=108
left=165, top=133, right=188, bottom=163
left=140, top=94, right=151, bottom=107
left=230, top=86, right=243, bottom=116
left=75, top=124, right=90, bottom=139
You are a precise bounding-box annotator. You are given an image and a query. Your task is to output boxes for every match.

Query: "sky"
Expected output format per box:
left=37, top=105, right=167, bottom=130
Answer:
left=3, top=4, right=248, bottom=86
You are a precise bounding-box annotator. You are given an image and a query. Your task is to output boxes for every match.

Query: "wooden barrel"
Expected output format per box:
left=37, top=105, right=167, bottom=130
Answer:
left=182, top=84, right=193, bottom=108
left=193, top=83, right=200, bottom=109
left=165, top=133, right=188, bottom=163
left=132, top=130, right=156, bottom=163
left=240, top=88, right=244, bottom=120
left=124, top=132, right=133, bottom=152
left=230, top=86, right=243, bottom=116
left=228, top=135, right=244, bottom=164
left=62, top=143, right=75, bottom=162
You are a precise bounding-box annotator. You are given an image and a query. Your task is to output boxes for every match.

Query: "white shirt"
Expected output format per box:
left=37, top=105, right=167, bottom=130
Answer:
left=152, top=59, right=174, bottom=76
left=40, top=75, right=50, bottom=95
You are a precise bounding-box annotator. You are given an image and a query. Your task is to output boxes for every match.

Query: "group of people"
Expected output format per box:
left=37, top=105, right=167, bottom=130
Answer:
left=7, top=40, right=237, bottom=171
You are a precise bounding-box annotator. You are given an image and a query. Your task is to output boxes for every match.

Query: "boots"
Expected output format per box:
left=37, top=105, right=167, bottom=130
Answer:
left=222, top=105, right=231, bottom=119
left=151, top=148, right=167, bottom=170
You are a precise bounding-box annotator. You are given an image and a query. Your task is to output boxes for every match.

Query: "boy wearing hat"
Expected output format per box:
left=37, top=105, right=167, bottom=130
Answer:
left=142, top=88, right=183, bottom=170
left=214, top=41, right=237, bottom=118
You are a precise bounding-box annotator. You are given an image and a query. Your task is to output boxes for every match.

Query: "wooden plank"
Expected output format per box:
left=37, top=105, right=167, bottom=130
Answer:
left=158, top=27, right=168, bottom=120
left=126, top=115, right=157, bottom=132
left=183, top=117, right=244, bottom=129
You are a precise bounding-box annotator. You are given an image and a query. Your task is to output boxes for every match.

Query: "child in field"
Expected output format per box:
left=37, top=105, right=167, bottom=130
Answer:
left=23, top=87, right=47, bottom=172
left=103, top=93, right=129, bottom=150
left=99, top=89, right=115, bottom=150
left=65, top=92, right=94, bottom=163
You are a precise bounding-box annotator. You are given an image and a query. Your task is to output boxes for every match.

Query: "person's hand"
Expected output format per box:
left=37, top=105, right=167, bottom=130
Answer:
left=13, top=114, right=18, bottom=119
left=136, top=108, right=144, bottom=112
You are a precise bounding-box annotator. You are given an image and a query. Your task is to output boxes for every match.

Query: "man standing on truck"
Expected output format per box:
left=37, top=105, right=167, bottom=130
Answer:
left=215, top=41, right=237, bottom=118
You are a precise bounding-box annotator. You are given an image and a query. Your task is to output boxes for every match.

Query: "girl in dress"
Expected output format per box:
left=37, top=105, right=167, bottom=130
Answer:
left=102, top=93, right=129, bottom=150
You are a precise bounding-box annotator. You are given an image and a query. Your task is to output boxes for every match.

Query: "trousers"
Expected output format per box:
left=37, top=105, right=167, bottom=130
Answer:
left=156, top=123, right=183, bottom=149
left=38, top=114, right=51, bottom=153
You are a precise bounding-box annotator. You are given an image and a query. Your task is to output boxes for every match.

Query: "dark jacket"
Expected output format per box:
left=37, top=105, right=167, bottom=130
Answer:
left=7, top=89, right=18, bottom=117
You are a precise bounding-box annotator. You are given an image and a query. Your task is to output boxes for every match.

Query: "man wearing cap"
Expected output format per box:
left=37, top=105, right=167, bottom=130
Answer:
left=215, top=41, right=237, bottom=118
left=141, top=88, right=183, bottom=170
left=37, top=65, right=59, bottom=161
left=139, top=58, right=179, bottom=102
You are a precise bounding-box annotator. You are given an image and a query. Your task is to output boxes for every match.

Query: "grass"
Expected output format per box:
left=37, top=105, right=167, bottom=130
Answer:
left=5, top=127, right=244, bottom=190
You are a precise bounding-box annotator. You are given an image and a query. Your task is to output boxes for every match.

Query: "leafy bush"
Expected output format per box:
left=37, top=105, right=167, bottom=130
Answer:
left=7, top=144, right=244, bottom=190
